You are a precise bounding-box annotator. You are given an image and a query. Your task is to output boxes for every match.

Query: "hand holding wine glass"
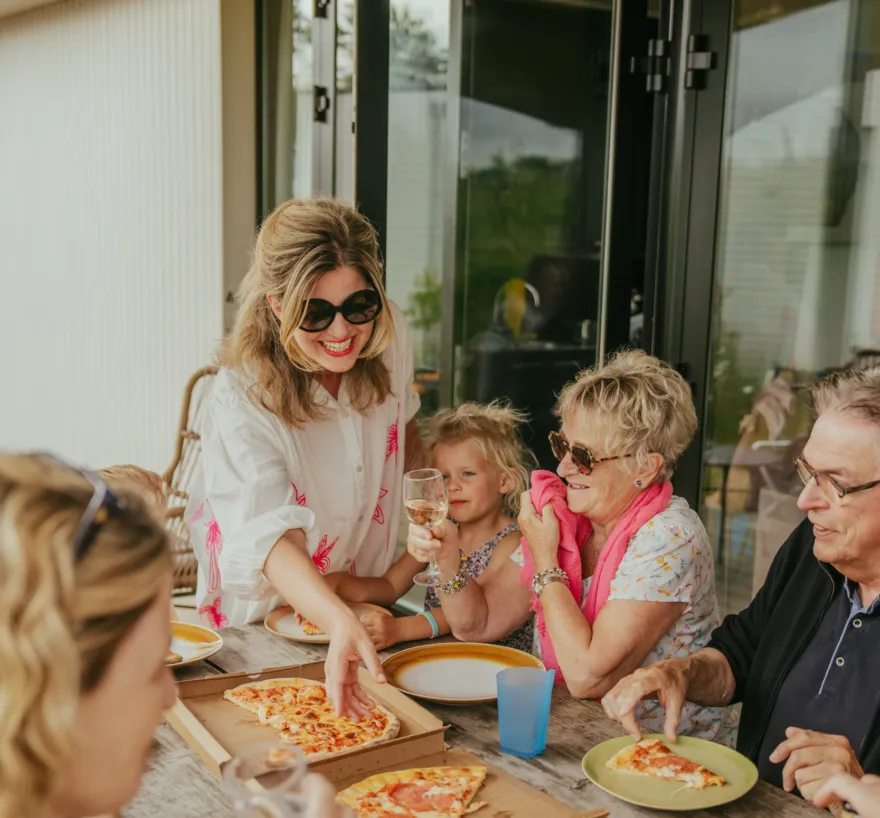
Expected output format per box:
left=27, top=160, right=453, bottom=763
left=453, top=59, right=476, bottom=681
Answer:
left=404, top=468, right=449, bottom=587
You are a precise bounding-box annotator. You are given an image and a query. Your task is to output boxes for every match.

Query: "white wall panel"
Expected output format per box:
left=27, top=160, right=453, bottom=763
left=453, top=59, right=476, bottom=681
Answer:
left=0, top=0, right=226, bottom=471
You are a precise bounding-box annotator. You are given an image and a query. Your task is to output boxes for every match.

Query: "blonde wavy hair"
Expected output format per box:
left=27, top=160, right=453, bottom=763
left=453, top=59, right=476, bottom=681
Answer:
left=0, top=454, right=170, bottom=818
left=425, top=402, right=537, bottom=515
left=557, top=349, right=697, bottom=483
left=220, top=197, right=396, bottom=427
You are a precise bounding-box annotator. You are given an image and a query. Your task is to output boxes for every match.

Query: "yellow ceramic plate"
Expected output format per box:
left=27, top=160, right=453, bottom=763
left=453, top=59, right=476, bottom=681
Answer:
left=582, top=735, right=758, bottom=811
left=381, top=642, right=545, bottom=705
left=168, top=621, right=223, bottom=668
left=264, top=602, right=392, bottom=644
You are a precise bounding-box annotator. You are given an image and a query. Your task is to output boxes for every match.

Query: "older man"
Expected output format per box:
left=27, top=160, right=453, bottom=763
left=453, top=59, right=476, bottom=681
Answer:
left=602, top=367, right=880, bottom=802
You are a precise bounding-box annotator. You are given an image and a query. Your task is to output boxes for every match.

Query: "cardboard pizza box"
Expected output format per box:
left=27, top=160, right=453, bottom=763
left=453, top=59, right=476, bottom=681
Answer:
left=166, top=661, right=447, bottom=783
left=332, top=748, right=610, bottom=818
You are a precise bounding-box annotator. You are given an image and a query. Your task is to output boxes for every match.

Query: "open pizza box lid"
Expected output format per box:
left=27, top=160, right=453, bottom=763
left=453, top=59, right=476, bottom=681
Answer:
left=166, top=660, right=447, bottom=783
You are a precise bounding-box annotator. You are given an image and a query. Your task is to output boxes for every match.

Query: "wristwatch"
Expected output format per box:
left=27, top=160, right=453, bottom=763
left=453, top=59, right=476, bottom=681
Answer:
left=532, top=567, right=569, bottom=598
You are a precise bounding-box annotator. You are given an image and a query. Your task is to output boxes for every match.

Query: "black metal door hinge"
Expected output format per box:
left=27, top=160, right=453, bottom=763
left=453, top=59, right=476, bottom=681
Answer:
left=314, top=0, right=330, bottom=18
left=630, top=38, right=670, bottom=94
left=313, top=86, right=330, bottom=122
left=685, top=35, right=715, bottom=89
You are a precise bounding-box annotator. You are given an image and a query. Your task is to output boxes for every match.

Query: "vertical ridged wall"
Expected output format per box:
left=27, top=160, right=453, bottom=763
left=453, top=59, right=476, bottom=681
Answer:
left=0, top=0, right=225, bottom=471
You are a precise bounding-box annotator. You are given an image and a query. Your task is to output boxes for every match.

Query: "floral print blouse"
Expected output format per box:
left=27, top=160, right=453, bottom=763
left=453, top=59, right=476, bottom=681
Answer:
left=587, top=496, right=737, bottom=745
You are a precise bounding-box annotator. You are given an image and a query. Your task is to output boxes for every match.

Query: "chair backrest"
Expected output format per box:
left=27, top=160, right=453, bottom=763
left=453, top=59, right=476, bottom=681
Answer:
left=163, top=365, right=219, bottom=591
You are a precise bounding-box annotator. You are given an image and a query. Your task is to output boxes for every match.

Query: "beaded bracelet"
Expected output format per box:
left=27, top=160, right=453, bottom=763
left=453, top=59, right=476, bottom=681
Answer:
left=437, top=565, right=469, bottom=594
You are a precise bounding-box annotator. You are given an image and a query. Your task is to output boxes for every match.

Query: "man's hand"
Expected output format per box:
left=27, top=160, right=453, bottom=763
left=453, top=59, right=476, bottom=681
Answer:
left=770, top=727, right=864, bottom=802
left=601, top=662, right=690, bottom=743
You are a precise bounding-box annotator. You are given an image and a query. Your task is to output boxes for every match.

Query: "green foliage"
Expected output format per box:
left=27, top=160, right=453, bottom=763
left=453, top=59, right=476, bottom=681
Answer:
left=707, top=329, right=755, bottom=446
left=460, top=154, right=577, bottom=342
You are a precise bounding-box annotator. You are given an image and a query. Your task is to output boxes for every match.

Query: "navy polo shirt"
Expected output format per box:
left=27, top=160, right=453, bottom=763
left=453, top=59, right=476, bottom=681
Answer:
left=758, top=579, right=880, bottom=789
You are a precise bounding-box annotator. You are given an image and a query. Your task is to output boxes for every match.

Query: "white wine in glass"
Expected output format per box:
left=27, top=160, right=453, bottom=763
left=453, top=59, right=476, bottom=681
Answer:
left=404, top=468, right=449, bottom=587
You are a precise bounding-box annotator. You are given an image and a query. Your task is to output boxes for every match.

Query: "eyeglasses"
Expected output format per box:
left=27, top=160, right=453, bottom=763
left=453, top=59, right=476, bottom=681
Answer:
left=795, top=456, right=880, bottom=500
left=548, top=431, right=632, bottom=475
left=39, top=453, right=126, bottom=561
left=299, top=289, right=383, bottom=333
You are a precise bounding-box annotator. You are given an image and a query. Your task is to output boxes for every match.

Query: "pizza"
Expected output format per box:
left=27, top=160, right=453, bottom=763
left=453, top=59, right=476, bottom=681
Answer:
left=223, top=677, right=400, bottom=762
left=295, top=611, right=324, bottom=636
left=605, top=738, right=725, bottom=790
left=336, top=766, right=488, bottom=817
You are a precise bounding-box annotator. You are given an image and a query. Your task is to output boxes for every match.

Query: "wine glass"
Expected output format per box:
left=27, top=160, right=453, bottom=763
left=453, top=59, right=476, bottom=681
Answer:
left=404, top=468, right=449, bottom=587
left=221, top=742, right=309, bottom=817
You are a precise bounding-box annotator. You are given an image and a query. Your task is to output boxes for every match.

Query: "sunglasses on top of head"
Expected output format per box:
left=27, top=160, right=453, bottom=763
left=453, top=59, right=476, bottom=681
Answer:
left=298, top=289, right=383, bottom=333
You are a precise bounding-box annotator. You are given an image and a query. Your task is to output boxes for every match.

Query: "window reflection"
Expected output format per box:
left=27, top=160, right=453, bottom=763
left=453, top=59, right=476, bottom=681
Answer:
left=702, top=0, right=880, bottom=615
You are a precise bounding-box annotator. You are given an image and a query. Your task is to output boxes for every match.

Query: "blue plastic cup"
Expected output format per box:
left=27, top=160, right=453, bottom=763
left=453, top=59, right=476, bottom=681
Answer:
left=496, top=667, right=555, bottom=758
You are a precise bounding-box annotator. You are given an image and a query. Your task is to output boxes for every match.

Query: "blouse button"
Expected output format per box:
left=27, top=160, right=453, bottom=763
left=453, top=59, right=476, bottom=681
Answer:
left=356, top=465, right=363, bottom=473
left=835, top=656, right=845, bottom=667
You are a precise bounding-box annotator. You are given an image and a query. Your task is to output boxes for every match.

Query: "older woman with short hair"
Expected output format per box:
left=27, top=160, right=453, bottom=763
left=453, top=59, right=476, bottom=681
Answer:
left=409, top=350, right=734, bottom=743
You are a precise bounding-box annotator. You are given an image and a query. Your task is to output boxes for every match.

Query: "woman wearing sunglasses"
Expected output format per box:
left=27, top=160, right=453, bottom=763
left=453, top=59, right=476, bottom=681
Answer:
left=185, top=197, right=423, bottom=719
left=409, top=350, right=734, bottom=743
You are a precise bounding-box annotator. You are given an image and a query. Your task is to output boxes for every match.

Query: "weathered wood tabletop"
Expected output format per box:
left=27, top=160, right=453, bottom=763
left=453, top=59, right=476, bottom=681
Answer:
left=125, top=624, right=824, bottom=818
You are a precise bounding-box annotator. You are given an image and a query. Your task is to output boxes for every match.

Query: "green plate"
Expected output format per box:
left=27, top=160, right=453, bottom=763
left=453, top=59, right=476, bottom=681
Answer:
left=582, top=735, right=758, bottom=811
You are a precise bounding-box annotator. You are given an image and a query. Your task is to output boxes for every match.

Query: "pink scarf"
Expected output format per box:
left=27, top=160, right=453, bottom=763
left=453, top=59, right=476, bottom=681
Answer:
left=519, top=471, right=673, bottom=683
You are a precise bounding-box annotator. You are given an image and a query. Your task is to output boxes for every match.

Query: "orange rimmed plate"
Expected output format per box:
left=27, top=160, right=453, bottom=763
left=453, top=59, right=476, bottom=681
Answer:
left=168, top=621, right=223, bottom=668
left=381, top=642, right=545, bottom=705
left=265, top=602, right=392, bottom=644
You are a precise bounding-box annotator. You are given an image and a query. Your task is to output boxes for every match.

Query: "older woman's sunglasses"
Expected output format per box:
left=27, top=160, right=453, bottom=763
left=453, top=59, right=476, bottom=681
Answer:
left=548, top=431, right=631, bottom=475
left=299, top=289, right=383, bottom=333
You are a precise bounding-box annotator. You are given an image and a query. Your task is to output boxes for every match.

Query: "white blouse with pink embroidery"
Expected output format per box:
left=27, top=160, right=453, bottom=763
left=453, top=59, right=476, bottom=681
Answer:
left=185, top=302, right=419, bottom=629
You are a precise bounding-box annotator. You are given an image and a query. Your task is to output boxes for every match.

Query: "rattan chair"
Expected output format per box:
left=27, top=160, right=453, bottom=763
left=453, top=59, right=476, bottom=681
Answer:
left=163, top=365, right=219, bottom=592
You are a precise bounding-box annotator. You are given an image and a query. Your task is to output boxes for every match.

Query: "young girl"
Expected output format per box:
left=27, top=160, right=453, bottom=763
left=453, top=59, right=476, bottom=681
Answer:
left=324, top=402, right=536, bottom=652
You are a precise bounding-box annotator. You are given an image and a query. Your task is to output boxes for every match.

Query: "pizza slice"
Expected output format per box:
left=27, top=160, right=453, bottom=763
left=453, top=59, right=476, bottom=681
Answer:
left=294, top=611, right=324, bottom=636
left=336, top=766, right=488, bottom=818
left=223, top=678, right=301, bottom=722
left=605, top=738, right=725, bottom=790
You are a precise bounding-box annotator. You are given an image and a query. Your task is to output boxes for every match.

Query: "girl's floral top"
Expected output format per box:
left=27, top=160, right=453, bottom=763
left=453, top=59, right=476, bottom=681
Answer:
left=425, top=522, right=534, bottom=653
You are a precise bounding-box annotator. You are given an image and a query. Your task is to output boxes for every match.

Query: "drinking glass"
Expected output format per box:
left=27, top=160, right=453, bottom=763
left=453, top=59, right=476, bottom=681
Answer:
left=222, top=742, right=310, bottom=817
left=497, top=667, right=555, bottom=758
left=404, top=468, right=449, bottom=587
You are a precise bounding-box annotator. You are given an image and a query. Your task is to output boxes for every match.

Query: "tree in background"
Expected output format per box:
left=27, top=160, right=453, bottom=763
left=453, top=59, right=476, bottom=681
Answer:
left=336, top=2, right=447, bottom=91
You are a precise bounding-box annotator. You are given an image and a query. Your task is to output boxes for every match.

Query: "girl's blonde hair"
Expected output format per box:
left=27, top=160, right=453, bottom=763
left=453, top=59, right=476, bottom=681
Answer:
left=425, top=402, right=537, bottom=515
left=219, top=197, right=396, bottom=427
left=557, top=349, right=697, bottom=483
left=0, top=454, right=171, bottom=818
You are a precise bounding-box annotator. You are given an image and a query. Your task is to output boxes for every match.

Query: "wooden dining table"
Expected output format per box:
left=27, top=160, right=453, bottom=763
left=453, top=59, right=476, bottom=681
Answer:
left=125, top=622, right=824, bottom=818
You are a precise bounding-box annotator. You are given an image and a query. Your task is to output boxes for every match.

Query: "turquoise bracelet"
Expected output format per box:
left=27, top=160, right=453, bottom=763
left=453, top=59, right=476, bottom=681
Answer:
left=418, top=610, right=440, bottom=639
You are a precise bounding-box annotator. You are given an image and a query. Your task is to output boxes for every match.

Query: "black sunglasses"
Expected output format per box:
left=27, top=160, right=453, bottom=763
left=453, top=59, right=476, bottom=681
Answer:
left=38, top=453, right=126, bottom=562
left=548, top=431, right=632, bottom=475
left=299, top=289, right=383, bottom=333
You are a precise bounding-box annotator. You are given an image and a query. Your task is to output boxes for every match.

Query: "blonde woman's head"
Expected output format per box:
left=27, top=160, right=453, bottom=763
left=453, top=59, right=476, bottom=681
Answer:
left=0, top=453, right=175, bottom=818
left=425, top=402, right=537, bottom=519
left=554, top=350, right=697, bottom=524
left=221, top=197, right=395, bottom=426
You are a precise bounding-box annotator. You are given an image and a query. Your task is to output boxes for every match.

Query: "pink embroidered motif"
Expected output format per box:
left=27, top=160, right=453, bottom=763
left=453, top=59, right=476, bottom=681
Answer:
left=373, top=488, right=389, bottom=525
left=199, top=596, right=228, bottom=629
left=385, top=408, right=400, bottom=463
left=188, top=500, right=205, bottom=524
left=311, top=535, right=338, bottom=574
left=349, top=561, right=357, bottom=577
left=204, top=512, right=223, bottom=593
left=291, top=482, right=307, bottom=507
